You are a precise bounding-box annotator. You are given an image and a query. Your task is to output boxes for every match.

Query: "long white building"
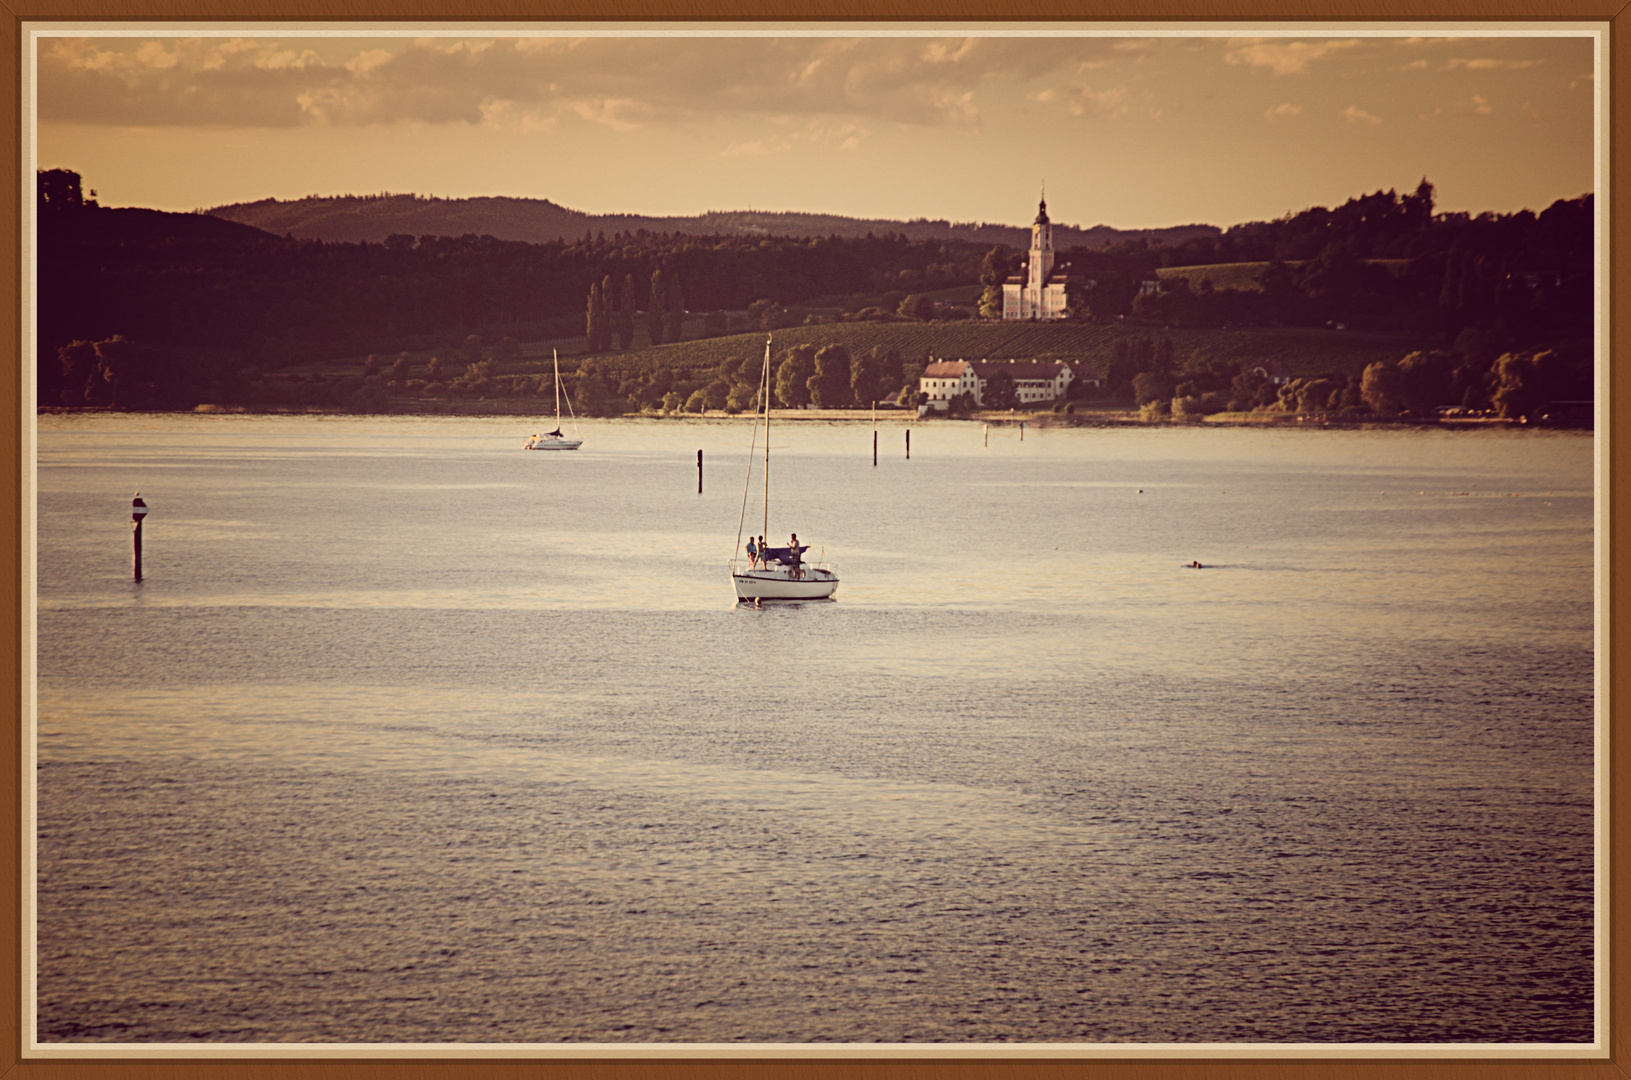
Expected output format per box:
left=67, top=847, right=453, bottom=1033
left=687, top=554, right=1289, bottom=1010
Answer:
left=919, top=358, right=1077, bottom=411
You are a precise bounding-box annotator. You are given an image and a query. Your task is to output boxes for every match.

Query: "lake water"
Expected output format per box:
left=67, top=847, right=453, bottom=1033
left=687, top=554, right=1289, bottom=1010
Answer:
left=31, top=414, right=1598, bottom=1047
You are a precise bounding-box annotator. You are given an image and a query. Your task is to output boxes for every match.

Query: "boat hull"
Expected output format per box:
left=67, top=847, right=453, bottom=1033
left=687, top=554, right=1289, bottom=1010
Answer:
left=732, top=567, right=839, bottom=601
left=525, top=438, right=582, bottom=450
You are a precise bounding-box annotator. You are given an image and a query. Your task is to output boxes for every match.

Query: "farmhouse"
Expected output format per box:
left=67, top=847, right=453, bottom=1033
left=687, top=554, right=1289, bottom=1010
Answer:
left=919, top=358, right=1077, bottom=412
left=1002, top=191, right=1080, bottom=321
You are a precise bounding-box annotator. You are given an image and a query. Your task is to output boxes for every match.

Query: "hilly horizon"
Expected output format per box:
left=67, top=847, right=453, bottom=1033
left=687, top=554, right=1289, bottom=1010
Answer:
left=203, top=192, right=1222, bottom=251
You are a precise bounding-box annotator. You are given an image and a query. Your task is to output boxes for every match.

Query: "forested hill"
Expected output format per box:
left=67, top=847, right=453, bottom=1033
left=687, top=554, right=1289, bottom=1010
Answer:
left=204, top=192, right=1220, bottom=250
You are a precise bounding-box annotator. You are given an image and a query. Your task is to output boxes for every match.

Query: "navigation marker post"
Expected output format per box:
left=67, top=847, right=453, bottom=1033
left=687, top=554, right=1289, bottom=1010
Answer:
left=697, top=449, right=703, bottom=494
left=130, top=493, right=148, bottom=582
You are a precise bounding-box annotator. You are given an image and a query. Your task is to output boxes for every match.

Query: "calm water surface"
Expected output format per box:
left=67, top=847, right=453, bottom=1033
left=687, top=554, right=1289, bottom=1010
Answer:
left=33, top=414, right=1596, bottom=1044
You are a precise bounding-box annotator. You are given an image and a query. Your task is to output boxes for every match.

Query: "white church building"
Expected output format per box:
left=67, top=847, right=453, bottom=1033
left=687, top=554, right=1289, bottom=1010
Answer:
left=1002, top=191, right=1078, bottom=320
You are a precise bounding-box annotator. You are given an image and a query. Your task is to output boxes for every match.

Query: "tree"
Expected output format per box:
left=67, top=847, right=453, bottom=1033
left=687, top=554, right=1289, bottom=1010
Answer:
left=1131, top=370, right=1175, bottom=407
left=898, top=294, right=935, bottom=321
left=1359, top=359, right=1403, bottom=416
left=1228, top=367, right=1273, bottom=411
left=1291, top=377, right=1337, bottom=413
left=982, top=368, right=1018, bottom=410
left=57, top=340, right=98, bottom=405
left=900, top=360, right=925, bottom=402
left=425, top=356, right=444, bottom=382
left=1086, top=273, right=1138, bottom=323
left=90, top=335, right=137, bottom=408
left=978, top=247, right=1013, bottom=319
left=618, top=274, right=635, bottom=350
left=1064, top=278, right=1092, bottom=320
left=1396, top=349, right=1457, bottom=415
left=37, top=168, right=87, bottom=211
left=463, top=334, right=485, bottom=365
left=701, top=378, right=730, bottom=410
left=647, top=269, right=666, bottom=347
left=774, top=344, right=816, bottom=408
left=390, top=356, right=410, bottom=385
left=1488, top=349, right=1585, bottom=419
left=807, top=344, right=852, bottom=408
left=666, top=275, right=684, bottom=343
left=978, top=287, right=1004, bottom=319
left=585, top=281, right=604, bottom=352
left=849, top=348, right=880, bottom=408
left=574, top=360, right=612, bottom=417
left=979, top=247, right=1012, bottom=286
left=493, top=336, right=520, bottom=373
left=872, top=347, right=904, bottom=396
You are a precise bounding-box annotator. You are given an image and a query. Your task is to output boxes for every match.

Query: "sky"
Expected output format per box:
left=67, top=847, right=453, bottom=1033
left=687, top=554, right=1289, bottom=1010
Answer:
left=30, top=27, right=1599, bottom=231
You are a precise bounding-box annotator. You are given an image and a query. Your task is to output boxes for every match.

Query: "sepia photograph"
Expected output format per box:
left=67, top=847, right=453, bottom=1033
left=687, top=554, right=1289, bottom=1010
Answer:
left=25, top=24, right=1602, bottom=1056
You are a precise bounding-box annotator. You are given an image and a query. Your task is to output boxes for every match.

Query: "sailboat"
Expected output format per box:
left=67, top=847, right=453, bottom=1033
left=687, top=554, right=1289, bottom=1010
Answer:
left=730, top=336, right=840, bottom=602
left=524, top=349, right=584, bottom=450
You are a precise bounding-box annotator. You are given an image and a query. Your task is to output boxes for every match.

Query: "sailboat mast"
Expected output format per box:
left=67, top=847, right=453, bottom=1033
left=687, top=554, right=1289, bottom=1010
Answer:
left=553, top=349, right=562, bottom=421
left=762, top=338, right=771, bottom=541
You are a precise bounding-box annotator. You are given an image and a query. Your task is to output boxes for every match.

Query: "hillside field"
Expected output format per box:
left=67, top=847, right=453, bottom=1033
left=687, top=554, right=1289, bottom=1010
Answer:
left=321, top=319, right=1433, bottom=389
left=1155, top=260, right=1412, bottom=292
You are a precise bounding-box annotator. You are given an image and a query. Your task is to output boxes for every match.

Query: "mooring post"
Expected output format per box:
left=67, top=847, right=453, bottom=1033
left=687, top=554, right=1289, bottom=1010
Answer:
left=906, top=429, right=911, bottom=460
left=1020, top=421, right=1025, bottom=441
left=984, top=424, right=989, bottom=448
left=130, top=493, right=148, bottom=582
left=872, top=402, right=877, bottom=467
left=697, top=449, right=703, bottom=494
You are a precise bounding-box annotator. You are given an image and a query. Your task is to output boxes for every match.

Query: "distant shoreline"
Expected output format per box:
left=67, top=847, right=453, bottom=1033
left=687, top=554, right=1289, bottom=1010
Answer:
left=35, top=405, right=1586, bottom=430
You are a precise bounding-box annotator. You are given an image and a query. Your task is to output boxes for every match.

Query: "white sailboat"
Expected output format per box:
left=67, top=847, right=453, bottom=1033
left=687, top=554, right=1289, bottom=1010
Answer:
left=524, top=349, right=584, bottom=450
left=730, top=336, right=839, bottom=602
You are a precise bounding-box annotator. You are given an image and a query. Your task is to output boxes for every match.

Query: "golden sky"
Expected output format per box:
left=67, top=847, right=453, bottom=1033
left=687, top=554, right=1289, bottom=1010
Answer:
left=31, top=28, right=1598, bottom=230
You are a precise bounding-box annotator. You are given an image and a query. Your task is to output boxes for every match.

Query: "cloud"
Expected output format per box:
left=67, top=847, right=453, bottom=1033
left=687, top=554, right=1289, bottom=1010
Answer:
left=720, top=120, right=869, bottom=158
left=1446, top=57, right=1544, bottom=71
left=1343, top=105, right=1381, bottom=125
left=1223, top=38, right=1366, bottom=75
left=1470, top=94, right=1494, bottom=115
left=1400, top=59, right=1429, bottom=71
left=36, top=34, right=1129, bottom=131
left=1061, top=84, right=1129, bottom=118
left=1264, top=103, right=1302, bottom=120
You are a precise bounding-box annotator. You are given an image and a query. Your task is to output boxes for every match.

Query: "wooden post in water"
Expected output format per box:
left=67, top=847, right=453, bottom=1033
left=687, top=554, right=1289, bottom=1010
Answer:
left=130, top=493, right=148, bottom=582
left=872, top=401, right=877, bottom=466
left=906, top=429, right=910, bottom=459
left=697, top=449, right=703, bottom=494
left=1020, top=421, right=1025, bottom=441
left=984, top=424, right=989, bottom=447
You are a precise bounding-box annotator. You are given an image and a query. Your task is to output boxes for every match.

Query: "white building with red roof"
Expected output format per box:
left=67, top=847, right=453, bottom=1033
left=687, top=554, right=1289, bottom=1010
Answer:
left=919, top=358, right=1077, bottom=411
left=1002, top=190, right=1077, bottom=320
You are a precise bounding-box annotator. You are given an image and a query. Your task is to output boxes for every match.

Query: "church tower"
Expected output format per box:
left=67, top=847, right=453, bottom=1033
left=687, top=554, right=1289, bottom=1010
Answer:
left=1027, top=188, right=1054, bottom=316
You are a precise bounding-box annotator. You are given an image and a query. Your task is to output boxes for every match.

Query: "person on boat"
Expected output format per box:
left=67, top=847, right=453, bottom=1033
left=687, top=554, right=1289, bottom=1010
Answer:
left=746, top=537, right=759, bottom=567
left=758, top=535, right=768, bottom=566
left=788, top=533, right=802, bottom=579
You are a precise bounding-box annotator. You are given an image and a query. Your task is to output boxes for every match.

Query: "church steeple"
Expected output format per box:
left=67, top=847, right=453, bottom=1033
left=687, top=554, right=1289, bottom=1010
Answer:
left=1029, top=183, right=1055, bottom=304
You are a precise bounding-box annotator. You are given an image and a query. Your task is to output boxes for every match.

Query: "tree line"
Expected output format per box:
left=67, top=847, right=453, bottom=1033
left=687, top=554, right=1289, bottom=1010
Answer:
left=38, top=169, right=1593, bottom=414
left=1095, top=328, right=1589, bottom=422
left=1038, top=181, right=1592, bottom=345
left=36, top=169, right=988, bottom=405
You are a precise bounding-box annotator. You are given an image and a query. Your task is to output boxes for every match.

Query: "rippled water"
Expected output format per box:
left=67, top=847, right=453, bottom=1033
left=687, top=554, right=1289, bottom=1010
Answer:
left=32, top=414, right=1597, bottom=1045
